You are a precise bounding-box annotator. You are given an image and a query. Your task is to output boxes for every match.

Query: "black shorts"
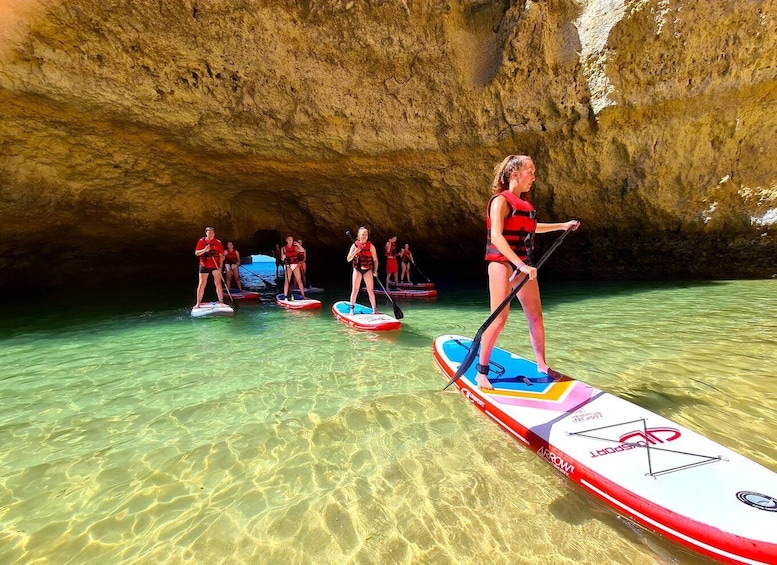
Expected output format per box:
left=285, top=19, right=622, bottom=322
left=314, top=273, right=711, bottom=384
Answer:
left=199, top=265, right=219, bottom=274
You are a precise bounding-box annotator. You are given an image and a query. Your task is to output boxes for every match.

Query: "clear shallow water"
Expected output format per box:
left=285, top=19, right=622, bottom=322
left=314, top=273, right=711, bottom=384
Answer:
left=1, top=271, right=776, bottom=565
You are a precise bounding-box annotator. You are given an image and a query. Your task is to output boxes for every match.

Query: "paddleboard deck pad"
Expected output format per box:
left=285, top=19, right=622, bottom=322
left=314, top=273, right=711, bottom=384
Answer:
left=190, top=302, right=234, bottom=317
left=433, top=335, right=777, bottom=565
left=332, top=301, right=401, bottom=331
left=275, top=294, right=322, bottom=310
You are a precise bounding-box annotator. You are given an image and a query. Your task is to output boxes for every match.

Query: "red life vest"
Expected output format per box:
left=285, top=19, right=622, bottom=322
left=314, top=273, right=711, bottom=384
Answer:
left=352, top=241, right=375, bottom=271
left=400, top=249, right=412, bottom=263
left=224, top=248, right=239, bottom=264
left=385, top=240, right=396, bottom=258
left=485, top=190, right=537, bottom=263
left=284, top=243, right=301, bottom=264
left=198, top=237, right=223, bottom=269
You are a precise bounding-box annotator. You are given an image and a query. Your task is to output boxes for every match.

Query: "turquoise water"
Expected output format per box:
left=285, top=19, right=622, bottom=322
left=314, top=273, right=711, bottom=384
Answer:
left=1, top=269, right=776, bottom=564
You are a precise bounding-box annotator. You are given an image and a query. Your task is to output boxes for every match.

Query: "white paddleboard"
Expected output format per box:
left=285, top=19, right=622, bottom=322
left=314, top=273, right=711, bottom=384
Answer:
left=433, top=335, right=777, bottom=565
left=190, top=302, right=234, bottom=318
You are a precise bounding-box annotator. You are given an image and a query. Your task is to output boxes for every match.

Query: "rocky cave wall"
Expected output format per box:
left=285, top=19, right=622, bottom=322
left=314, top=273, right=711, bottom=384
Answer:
left=0, top=0, right=775, bottom=291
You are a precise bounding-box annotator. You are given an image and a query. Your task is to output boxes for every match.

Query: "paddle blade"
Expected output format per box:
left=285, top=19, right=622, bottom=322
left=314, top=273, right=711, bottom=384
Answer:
left=393, top=302, right=404, bottom=320
left=442, top=338, right=479, bottom=390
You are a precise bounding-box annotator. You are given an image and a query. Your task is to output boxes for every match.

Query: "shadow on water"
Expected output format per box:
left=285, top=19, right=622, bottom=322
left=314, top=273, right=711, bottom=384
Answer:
left=616, top=386, right=711, bottom=415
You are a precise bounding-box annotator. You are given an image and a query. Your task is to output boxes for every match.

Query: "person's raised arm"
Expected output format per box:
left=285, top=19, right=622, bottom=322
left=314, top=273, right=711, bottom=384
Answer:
left=536, top=220, right=580, bottom=234
left=346, top=243, right=359, bottom=262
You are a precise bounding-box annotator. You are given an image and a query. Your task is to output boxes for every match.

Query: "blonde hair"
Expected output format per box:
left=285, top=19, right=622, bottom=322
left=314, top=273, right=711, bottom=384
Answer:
left=491, top=155, right=533, bottom=194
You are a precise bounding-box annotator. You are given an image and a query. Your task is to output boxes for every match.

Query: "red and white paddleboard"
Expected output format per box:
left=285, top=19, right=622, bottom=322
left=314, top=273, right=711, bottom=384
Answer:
left=390, top=281, right=435, bottom=289
left=371, top=287, right=438, bottom=298
left=433, top=335, right=777, bottom=565
left=332, top=301, right=401, bottom=331
left=226, top=289, right=260, bottom=301
left=275, top=293, right=322, bottom=310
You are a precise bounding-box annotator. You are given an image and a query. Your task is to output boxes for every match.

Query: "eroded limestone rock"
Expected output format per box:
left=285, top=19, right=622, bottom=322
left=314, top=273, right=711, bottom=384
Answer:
left=0, top=0, right=775, bottom=290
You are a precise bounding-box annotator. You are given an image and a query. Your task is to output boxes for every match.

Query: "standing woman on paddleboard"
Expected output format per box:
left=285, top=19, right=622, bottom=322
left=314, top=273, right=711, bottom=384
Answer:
left=384, top=235, right=399, bottom=288
left=281, top=235, right=307, bottom=300
left=400, top=243, right=414, bottom=284
left=347, top=226, right=379, bottom=314
left=476, top=155, right=580, bottom=390
left=194, top=227, right=226, bottom=308
left=223, top=241, right=243, bottom=292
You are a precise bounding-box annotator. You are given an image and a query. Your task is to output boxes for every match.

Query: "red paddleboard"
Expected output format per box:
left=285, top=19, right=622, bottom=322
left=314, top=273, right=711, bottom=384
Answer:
left=390, top=281, right=435, bottom=289
left=226, top=289, right=260, bottom=301
left=370, top=288, right=438, bottom=298
left=275, top=294, right=322, bottom=310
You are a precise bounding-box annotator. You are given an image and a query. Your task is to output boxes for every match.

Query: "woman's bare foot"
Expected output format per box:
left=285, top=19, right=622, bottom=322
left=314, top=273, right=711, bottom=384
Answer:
left=475, top=373, right=494, bottom=390
left=539, top=367, right=564, bottom=381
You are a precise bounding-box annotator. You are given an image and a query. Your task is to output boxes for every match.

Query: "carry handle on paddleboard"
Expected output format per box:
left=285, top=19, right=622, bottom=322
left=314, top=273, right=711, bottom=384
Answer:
left=442, top=226, right=574, bottom=391
left=346, top=230, right=404, bottom=320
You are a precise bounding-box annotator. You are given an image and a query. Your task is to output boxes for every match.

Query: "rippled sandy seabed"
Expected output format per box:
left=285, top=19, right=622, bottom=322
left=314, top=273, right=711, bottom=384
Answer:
left=1, top=279, right=775, bottom=564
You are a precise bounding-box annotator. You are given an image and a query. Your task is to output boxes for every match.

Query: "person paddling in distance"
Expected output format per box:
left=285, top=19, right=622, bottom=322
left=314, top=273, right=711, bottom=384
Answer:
left=347, top=226, right=379, bottom=314
left=384, top=235, right=400, bottom=288
left=223, top=241, right=243, bottom=292
left=476, top=155, right=580, bottom=390
left=281, top=235, right=307, bottom=300
left=399, top=243, right=414, bottom=284
left=194, top=226, right=226, bottom=307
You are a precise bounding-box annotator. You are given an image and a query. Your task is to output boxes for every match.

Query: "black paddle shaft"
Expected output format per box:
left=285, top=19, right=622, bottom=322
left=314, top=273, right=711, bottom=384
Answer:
left=442, top=226, right=574, bottom=391
left=345, top=231, right=404, bottom=320
left=411, top=261, right=431, bottom=283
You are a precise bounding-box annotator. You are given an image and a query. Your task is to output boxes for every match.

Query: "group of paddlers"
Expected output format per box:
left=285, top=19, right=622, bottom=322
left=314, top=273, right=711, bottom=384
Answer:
left=194, top=153, right=581, bottom=393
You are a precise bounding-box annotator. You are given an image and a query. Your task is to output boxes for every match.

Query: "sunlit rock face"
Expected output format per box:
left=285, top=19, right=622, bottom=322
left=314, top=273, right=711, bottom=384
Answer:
left=1, top=0, right=775, bottom=291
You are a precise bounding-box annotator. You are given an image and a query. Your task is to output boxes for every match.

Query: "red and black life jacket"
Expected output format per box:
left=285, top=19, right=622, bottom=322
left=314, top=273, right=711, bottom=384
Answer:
left=352, top=241, right=374, bottom=271
left=485, top=190, right=537, bottom=263
left=199, top=237, right=222, bottom=269
left=284, top=243, right=301, bottom=264
left=224, top=248, right=239, bottom=265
